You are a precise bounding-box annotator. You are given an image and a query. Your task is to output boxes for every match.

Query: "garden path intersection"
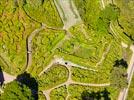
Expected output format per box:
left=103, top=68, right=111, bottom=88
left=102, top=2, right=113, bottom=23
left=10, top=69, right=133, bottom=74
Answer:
left=0, top=0, right=133, bottom=99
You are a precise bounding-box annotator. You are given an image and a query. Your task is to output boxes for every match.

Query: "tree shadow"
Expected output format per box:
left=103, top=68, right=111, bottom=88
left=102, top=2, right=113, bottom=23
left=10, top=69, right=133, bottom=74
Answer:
left=0, top=66, right=4, bottom=86
left=101, top=88, right=111, bottom=100
left=16, top=72, right=38, bottom=100
left=114, top=59, right=128, bottom=68
left=81, top=88, right=111, bottom=100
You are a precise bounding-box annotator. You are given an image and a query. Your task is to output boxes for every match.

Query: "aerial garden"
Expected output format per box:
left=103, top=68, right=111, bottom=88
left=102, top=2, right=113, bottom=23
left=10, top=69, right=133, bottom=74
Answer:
left=0, top=0, right=133, bottom=100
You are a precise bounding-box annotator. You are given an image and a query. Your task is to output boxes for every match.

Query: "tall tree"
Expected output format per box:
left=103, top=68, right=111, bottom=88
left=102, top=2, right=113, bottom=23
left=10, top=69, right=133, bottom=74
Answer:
left=110, top=67, right=128, bottom=90
left=81, top=88, right=111, bottom=100
left=0, top=81, right=34, bottom=100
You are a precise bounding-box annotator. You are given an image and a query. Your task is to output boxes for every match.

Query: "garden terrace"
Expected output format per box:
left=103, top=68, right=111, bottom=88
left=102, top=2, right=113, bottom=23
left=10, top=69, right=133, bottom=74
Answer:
left=0, top=0, right=40, bottom=75
left=114, top=0, right=134, bottom=41
left=23, top=0, right=63, bottom=28
left=0, top=0, right=133, bottom=99
left=27, top=28, right=66, bottom=76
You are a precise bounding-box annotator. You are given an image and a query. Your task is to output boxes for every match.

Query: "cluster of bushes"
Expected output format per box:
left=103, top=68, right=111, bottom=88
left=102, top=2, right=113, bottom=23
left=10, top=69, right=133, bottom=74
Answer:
left=74, top=0, right=119, bottom=33
left=55, top=24, right=131, bottom=87
left=0, top=0, right=40, bottom=75
left=29, top=29, right=65, bottom=75
left=38, top=65, right=68, bottom=90
left=111, top=21, right=132, bottom=44
left=0, top=81, right=33, bottom=100
left=71, top=67, right=100, bottom=83
left=115, top=0, right=134, bottom=41
left=0, top=72, right=40, bottom=100
left=0, top=0, right=133, bottom=99
left=23, top=0, right=63, bottom=27
left=73, top=0, right=132, bottom=44
left=73, top=0, right=101, bottom=30
left=50, top=86, right=67, bottom=100
left=56, top=24, right=112, bottom=69
left=96, top=4, right=120, bottom=34
left=68, top=85, right=119, bottom=100
left=70, top=41, right=125, bottom=84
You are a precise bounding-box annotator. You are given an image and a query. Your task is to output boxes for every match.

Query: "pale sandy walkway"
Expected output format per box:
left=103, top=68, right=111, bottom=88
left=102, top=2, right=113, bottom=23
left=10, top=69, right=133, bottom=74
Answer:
left=39, top=57, right=96, bottom=76
left=95, top=44, right=111, bottom=67
left=118, top=45, right=134, bottom=100
left=0, top=72, right=16, bottom=84
left=101, top=0, right=105, bottom=8
left=26, top=25, right=45, bottom=69
left=54, top=0, right=81, bottom=29
left=41, top=57, right=109, bottom=100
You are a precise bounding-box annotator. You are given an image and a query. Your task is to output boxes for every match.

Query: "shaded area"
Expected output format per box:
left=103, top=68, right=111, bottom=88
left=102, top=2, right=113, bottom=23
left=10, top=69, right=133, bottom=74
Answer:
left=0, top=66, right=4, bottom=86
left=81, top=88, right=111, bottom=100
left=0, top=80, right=33, bottom=100
left=16, top=72, right=38, bottom=100
left=114, top=59, right=128, bottom=68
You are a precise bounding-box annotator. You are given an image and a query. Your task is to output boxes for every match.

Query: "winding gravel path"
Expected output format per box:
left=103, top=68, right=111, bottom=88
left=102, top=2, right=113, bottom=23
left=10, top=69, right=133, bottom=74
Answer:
left=26, top=25, right=45, bottom=69
left=95, top=44, right=111, bottom=67
left=41, top=57, right=109, bottom=100
left=100, top=0, right=134, bottom=100
left=39, top=57, right=97, bottom=76
left=26, top=24, right=65, bottom=71
left=41, top=1, right=112, bottom=99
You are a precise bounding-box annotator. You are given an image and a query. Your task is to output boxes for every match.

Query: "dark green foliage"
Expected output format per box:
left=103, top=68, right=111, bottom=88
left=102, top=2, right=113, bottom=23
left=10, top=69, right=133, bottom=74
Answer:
left=96, top=4, right=120, bottom=34
left=17, top=72, right=38, bottom=99
left=81, top=88, right=111, bottom=100
left=114, top=59, right=128, bottom=68
left=73, top=0, right=120, bottom=35
left=68, top=85, right=119, bottom=100
left=0, top=81, right=33, bottom=100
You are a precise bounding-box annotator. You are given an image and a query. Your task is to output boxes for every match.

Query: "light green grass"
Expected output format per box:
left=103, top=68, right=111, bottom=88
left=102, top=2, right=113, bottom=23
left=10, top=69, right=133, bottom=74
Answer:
left=38, top=65, right=68, bottom=90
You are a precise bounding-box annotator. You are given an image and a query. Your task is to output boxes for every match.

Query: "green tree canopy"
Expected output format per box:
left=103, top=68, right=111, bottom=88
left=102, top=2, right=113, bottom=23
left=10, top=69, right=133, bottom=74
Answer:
left=110, top=67, right=128, bottom=90
left=114, top=59, right=128, bottom=68
left=81, top=88, right=111, bottom=100
left=96, top=4, right=120, bottom=34
left=0, top=81, right=34, bottom=100
left=100, top=4, right=120, bottom=21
